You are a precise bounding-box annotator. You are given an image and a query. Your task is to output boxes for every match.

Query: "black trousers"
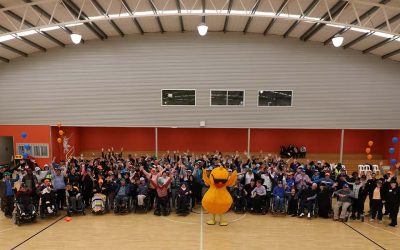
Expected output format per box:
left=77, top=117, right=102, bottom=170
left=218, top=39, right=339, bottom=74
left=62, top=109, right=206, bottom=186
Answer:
left=390, top=206, right=399, bottom=225
left=351, top=198, right=364, bottom=217
left=149, top=188, right=156, bottom=209
left=156, top=196, right=169, bottom=213
left=3, top=195, right=14, bottom=216
left=56, top=189, right=66, bottom=209
left=370, top=199, right=383, bottom=220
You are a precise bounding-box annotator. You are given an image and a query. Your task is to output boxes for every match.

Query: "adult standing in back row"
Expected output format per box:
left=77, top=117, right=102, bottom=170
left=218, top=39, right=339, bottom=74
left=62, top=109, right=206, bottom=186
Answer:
left=50, top=161, right=67, bottom=210
left=385, top=179, right=400, bottom=227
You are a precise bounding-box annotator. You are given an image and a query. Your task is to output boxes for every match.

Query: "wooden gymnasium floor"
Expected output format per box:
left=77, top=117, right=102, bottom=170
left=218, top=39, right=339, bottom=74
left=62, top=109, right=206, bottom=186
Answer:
left=1, top=203, right=400, bottom=250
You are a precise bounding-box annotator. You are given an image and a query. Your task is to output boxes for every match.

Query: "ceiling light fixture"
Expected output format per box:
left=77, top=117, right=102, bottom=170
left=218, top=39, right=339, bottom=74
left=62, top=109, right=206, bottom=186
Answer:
left=332, top=35, right=344, bottom=47
left=70, top=33, right=82, bottom=44
left=197, top=23, right=208, bottom=36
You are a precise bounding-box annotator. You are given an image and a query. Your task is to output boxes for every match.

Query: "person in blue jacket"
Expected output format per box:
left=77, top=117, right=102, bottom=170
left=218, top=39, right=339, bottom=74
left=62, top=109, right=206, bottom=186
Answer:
left=272, top=181, right=285, bottom=213
left=2, top=171, right=20, bottom=218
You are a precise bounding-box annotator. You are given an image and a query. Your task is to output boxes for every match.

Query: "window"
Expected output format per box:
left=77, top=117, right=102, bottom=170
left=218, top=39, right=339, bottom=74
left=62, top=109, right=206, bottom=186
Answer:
left=162, top=89, right=196, bottom=106
left=258, top=90, right=293, bottom=107
left=16, top=143, right=49, bottom=158
left=210, top=90, right=244, bottom=106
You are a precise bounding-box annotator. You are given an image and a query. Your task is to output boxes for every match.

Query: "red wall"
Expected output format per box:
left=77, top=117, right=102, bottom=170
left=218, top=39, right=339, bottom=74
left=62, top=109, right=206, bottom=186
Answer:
left=158, top=128, right=247, bottom=152
left=251, top=129, right=341, bottom=153
left=51, top=126, right=81, bottom=161
left=1, top=125, right=398, bottom=166
left=343, top=130, right=385, bottom=155
left=78, top=127, right=155, bottom=152
left=0, top=125, right=51, bottom=167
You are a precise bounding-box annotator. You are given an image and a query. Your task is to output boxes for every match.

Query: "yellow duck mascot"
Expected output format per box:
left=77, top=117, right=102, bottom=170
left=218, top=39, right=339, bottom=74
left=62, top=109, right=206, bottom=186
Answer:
left=202, top=166, right=237, bottom=226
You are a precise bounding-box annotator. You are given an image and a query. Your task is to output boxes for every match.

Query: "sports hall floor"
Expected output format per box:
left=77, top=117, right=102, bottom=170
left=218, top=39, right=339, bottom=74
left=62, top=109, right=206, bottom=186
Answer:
left=1, top=204, right=399, bottom=250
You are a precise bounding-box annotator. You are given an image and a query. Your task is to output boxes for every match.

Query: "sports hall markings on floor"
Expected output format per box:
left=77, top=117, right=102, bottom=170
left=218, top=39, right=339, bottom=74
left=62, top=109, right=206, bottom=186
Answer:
left=363, top=222, right=400, bottom=238
left=0, top=225, right=16, bottom=233
left=200, top=207, right=203, bottom=250
left=160, top=216, right=197, bottom=224
left=343, top=222, right=386, bottom=250
left=10, top=215, right=66, bottom=250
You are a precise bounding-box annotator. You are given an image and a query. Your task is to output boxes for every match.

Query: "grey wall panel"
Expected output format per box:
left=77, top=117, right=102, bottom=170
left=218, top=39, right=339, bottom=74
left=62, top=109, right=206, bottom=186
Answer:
left=0, top=33, right=399, bottom=129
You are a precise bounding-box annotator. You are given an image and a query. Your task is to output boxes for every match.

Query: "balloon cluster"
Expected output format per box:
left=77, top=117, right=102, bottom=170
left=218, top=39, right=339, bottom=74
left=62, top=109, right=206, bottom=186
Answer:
left=365, top=140, right=373, bottom=160
left=389, top=137, right=398, bottom=166
left=57, top=122, right=64, bottom=144
left=21, top=131, right=30, bottom=159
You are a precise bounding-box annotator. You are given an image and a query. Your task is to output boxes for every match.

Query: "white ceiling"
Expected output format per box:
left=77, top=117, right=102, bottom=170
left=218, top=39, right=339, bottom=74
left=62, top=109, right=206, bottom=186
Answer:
left=0, top=0, right=399, bottom=63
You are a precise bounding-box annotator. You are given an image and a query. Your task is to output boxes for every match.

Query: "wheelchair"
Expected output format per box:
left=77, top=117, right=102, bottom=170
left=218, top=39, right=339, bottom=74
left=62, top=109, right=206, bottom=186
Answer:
left=66, top=195, right=85, bottom=217
left=91, top=194, right=109, bottom=215
left=114, top=195, right=133, bottom=214
left=133, top=194, right=151, bottom=213
left=270, top=196, right=287, bottom=215
left=250, top=195, right=267, bottom=215
left=12, top=201, right=37, bottom=226
left=154, top=195, right=171, bottom=216
left=175, top=195, right=191, bottom=216
left=298, top=199, right=318, bottom=219
left=233, top=196, right=247, bottom=214
left=39, top=193, right=58, bottom=218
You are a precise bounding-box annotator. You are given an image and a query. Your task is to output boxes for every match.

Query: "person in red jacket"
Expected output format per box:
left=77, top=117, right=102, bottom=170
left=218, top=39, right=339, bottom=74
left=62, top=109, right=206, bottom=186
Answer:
left=150, top=172, right=172, bottom=216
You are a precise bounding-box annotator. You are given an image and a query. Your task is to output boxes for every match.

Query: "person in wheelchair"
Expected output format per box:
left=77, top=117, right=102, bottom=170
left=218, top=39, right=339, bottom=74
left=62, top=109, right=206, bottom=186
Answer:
left=39, top=178, right=57, bottom=215
left=333, top=184, right=353, bottom=222
left=251, top=180, right=267, bottom=214
left=233, top=183, right=247, bottom=213
left=136, top=177, right=149, bottom=209
left=272, top=181, right=285, bottom=213
left=92, top=178, right=109, bottom=214
left=298, top=183, right=318, bottom=219
left=15, top=183, right=36, bottom=217
left=66, top=183, right=83, bottom=214
left=151, top=174, right=172, bottom=216
left=176, top=182, right=191, bottom=215
left=114, top=178, right=131, bottom=213
left=244, top=179, right=256, bottom=211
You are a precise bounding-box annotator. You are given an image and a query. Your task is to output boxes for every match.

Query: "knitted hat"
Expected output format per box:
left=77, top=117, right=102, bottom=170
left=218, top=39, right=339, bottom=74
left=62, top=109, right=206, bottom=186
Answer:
left=4, top=171, right=11, bottom=176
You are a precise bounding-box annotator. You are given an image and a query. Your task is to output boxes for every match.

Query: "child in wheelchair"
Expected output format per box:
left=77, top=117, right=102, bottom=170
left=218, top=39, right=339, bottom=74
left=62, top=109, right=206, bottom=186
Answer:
left=39, top=178, right=57, bottom=216
left=251, top=180, right=267, bottom=214
left=176, top=182, right=191, bottom=215
left=233, top=183, right=247, bottom=213
left=66, top=183, right=84, bottom=216
left=14, top=183, right=36, bottom=224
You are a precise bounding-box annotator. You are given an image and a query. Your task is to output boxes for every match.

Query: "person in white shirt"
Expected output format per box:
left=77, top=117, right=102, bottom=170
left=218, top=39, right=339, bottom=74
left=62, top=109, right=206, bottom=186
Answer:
left=244, top=167, right=254, bottom=185
left=251, top=180, right=267, bottom=214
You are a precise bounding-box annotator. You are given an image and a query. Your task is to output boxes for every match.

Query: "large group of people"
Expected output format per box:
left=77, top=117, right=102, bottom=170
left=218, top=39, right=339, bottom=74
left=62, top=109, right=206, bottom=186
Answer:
left=1, top=148, right=400, bottom=227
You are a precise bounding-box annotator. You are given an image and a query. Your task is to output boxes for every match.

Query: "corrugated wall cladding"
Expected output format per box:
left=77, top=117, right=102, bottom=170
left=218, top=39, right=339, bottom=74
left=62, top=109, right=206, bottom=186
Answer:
left=0, top=33, right=399, bottom=129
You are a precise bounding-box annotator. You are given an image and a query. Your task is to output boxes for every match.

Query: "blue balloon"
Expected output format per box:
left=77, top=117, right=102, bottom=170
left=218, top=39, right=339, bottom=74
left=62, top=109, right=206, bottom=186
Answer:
left=24, top=144, right=31, bottom=150
left=22, top=152, right=29, bottom=159
left=21, top=132, right=27, bottom=139
left=389, top=147, right=395, bottom=154
left=393, top=137, right=399, bottom=144
left=390, top=159, right=397, bottom=165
